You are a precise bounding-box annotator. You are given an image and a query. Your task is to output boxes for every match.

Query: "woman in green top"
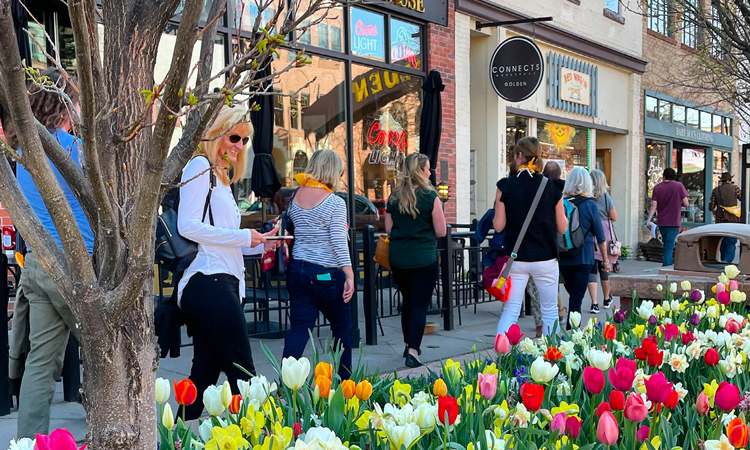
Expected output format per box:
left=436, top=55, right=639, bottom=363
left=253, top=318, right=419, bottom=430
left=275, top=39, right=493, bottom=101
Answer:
left=385, top=153, right=447, bottom=368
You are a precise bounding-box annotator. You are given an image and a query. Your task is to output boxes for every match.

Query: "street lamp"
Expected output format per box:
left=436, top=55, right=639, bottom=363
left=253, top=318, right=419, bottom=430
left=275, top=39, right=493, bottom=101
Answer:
left=437, top=181, right=450, bottom=203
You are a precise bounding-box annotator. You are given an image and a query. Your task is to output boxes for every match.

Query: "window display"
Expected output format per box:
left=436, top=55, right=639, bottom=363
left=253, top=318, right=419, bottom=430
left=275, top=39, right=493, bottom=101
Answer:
left=644, top=139, right=670, bottom=224
left=390, top=18, right=422, bottom=69
left=677, top=147, right=706, bottom=223
left=537, top=120, right=590, bottom=178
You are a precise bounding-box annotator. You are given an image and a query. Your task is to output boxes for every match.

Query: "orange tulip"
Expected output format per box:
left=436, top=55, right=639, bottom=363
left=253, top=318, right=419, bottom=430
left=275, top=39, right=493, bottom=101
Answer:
left=229, top=394, right=242, bottom=415
left=315, top=375, right=331, bottom=399
left=728, top=418, right=749, bottom=448
left=314, top=362, right=333, bottom=380
left=355, top=380, right=373, bottom=401
left=174, top=379, right=197, bottom=406
left=433, top=379, right=448, bottom=397
left=341, top=379, right=356, bottom=400
left=543, top=347, right=563, bottom=361
left=603, top=323, right=617, bottom=340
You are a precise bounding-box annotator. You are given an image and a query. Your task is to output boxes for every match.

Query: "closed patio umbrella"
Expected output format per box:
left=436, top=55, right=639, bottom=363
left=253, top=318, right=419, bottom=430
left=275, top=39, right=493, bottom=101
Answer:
left=419, top=70, right=445, bottom=186
left=249, top=60, right=281, bottom=221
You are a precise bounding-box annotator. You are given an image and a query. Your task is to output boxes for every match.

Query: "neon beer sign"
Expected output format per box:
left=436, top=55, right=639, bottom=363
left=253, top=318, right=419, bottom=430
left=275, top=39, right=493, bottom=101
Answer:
left=368, top=121, right=406, bottom=151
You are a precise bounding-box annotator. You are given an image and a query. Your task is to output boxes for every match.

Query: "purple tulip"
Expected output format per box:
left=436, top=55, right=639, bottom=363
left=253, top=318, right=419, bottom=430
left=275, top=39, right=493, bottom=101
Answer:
left=648, top=315, right=658, bottom=326
left=691, top=290, right=703, bottom=302
left=691, top=313, right=701, bottom=326
left=614, top=310, right=626, bottom=324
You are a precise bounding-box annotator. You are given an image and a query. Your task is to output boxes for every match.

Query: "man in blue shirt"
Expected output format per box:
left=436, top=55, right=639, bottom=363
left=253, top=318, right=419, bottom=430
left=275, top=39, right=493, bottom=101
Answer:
left=9, top=69, right=94, bottom=438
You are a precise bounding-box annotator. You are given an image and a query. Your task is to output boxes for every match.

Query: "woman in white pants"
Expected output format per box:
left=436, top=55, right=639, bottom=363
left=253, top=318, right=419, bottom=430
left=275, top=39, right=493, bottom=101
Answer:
left=493, top=137, right=568, bottom=335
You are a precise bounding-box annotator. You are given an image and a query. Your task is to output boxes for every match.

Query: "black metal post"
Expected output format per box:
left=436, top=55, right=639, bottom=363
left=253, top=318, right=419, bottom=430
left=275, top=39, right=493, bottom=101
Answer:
left=0, top=253, right=10, bottom=415
left=440, top=225, right=454, bottom=331
left=476, top=16, right=553, bottom=30
left=62, top=334, right=81, bottom=403
left=361, top=226, right=378, bottom=345
left=348, top=228, right=360, bottom=348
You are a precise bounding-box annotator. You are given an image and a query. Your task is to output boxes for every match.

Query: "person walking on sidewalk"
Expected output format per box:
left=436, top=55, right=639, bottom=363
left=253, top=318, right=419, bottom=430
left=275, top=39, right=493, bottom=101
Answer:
left=493, top=137, right=568, bottom=336
left=176, top=106, right=277, bottom=420
left=542, top=161, right=569, bottom=322
left=709, top=172, right=742, bottom=263
left=559, top=167, right=609, bottom=326
left=588, top=169, right=618, bottom=311
left=9, top=69, right=95, bottom=438
left=646, top=168, right=688, bottom=267
left=386, top=153, right=447, bottom=368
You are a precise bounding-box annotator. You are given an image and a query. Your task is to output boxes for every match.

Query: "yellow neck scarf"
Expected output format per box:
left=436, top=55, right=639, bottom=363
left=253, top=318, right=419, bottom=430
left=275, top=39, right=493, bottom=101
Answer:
left=517, top=157, right=537, bottom=174
left=295, top=173, right=332, bottom=193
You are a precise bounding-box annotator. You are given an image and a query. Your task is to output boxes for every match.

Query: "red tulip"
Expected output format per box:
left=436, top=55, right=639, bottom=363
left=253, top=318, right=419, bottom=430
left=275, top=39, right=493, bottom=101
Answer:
left=293, top=422, right=303, bottom=439
left=610, top=390, right=625, bottom=411
left=506, top=324, right=525, bottom=346
left=664, top=389, right=679, bottom=409
left=174, top=379, right=198, bottom=406
left=715, top=382, right=741, bottom=412
left=494, top=334, right=510, bottom=354
left=636, top=426, right=650, bottom=442
left=727, top=418, right=750, bottom=448
left=520, top=382, right=544, bottom=411
left=597, top=411, right=619, bottom=445
left=624, top=393, right=649, bottom=423
left=608, top=358, right=637, bottom=391
left=681, top=331, right=696, bottom=345
left=644, top=372, right=673, bottom=404
left=596, top=402, right=612, bottom=417
left=719, top=291, right=731, bottom=305
left=584, top=367, right=605, bottom=395
left=603, top=323, right=617, bottom=340
left=566, top=416, right=582, bottom=438
left=696, top=392, right=710, bottom=415
left=438, top=396, right=459, bottom=425
left=662, top=323, right=679, bottom=342
left=229, top=394, right=242, bottom=415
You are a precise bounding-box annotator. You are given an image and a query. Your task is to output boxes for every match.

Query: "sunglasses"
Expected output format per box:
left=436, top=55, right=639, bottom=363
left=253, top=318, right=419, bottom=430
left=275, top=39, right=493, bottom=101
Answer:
left=229, top=134, right=250, bottom=145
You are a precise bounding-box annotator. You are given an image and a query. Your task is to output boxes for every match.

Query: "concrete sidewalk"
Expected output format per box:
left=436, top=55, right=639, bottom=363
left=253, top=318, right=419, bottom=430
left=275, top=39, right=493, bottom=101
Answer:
left=0, top=259, right=661, bottom=444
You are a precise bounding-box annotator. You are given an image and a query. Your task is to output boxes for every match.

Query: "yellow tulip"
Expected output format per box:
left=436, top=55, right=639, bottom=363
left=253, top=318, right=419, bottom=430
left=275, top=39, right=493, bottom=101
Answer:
left=433, top=379, right=448, bottom=397
left=633, top=325, right=645, bottom=339
left=390, top=380, right=411, bottom=407
left=206, top=425, right=249, bottom=450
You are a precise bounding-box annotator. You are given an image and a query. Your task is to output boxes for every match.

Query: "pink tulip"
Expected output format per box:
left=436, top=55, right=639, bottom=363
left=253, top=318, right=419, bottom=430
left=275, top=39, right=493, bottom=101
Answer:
left=696, top=392, right=710, bottom=416
left=551, top=412, right=567, bottom=435
left=506, top=324, right=525, bottom=346
left=609, top=358, right=637, bottom=391
left=583, top=367, right=605, bottom=395
left=719, top=291, right=731, bottom=305
left=624, top=393, right=649, bottom=423
left=726, top=318, right=742, bottom=334
left=729, top=280, right=739, bottom=291
left=717, top=283, right=726, bottom=294
left=637, top=426, right=650, bottom=442
left=566, top=416, right=582, bottom=438
left=494, top=334, right=510, bottom=354
left=716, top=382, right=742, bottom=412
left=597, top=411, right=619, bottom=445
left=36, top=429, right=85, bottom=450
left=478, top=372, right=498, bottom=401
left=644, top=372, right=673, bottom=404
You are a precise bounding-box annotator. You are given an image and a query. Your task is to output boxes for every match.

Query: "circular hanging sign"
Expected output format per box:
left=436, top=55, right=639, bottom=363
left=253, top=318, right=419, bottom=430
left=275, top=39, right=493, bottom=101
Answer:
left=489, top=36, right=544, bottom=102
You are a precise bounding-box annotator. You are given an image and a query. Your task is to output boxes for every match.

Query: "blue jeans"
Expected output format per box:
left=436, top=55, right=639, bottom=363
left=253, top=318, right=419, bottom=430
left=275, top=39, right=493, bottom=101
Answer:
left=282, top=260, right=352, bottom=380
left=721, top=237, right=738, bottom=263
left=659, top=226, right=680, bottom=267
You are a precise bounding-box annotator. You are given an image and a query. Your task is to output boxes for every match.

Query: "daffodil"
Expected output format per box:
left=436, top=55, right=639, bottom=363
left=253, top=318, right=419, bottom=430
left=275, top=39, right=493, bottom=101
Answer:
left=240, top=404, right=266, bottom=445
left=484, top=363, right=499, bottom=375
left=445, top=359, right=464, bottom=378
left=382, top=422, right=421, bottom=450
left=206, top=425, right=250, bottom=450
left=555, top=437, right=579, bottom=450
left=641, top=436, right=662, bottom=450
left=704, top=435, right=735, bottom=450
left=551, top=401, right=580, bottom=417
left=467, top=430, right=506, bottom=450
left=390, top=380, right=412, bottom=407
left=633, top=325, right=646, bottom=339
left=346, top=397, right=360, bottom=414
left=704, top=380, right=720, bottom=407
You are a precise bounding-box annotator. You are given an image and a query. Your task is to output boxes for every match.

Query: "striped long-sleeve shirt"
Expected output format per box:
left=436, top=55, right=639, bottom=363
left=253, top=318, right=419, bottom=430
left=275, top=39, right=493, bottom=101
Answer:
left=289, top=194, right=351, bottom=267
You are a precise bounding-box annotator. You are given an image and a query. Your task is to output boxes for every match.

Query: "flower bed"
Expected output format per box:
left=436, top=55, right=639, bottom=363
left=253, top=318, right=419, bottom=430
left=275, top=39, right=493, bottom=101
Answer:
left=11, top=265, right=749, bottom=450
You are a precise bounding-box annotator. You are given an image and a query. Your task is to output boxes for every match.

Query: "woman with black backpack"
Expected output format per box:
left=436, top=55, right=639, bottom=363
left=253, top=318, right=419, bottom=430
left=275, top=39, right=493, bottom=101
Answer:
left=559, top=167, right=609, bottom=328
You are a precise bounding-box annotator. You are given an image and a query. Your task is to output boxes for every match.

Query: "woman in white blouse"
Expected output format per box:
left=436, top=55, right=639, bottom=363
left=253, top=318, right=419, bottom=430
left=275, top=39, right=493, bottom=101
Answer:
left=176, top=105, right=277, bottom=420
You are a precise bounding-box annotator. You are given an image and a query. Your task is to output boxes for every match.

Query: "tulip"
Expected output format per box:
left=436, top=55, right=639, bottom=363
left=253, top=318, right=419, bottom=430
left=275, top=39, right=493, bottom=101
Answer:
left=551, top=413, right=567, bottom=435
left=566, top=416, right=582, bottom=438
left=720, top=273, right=731, bottom=284
left=664, top=389, right=679, bottom=409
left=35, top=429, right=84, bottom=450
left=199, top=420, right=213, bottom=442
left=691, top=289, right=704, bottom=302
left=715, top=382, right=741, bottom=412
left=314, top=376, right=331, bottom=400
left=670, top=283, right=677, bottom=293
left=478, top=372, right=498, bottom=401
left=314, top=362, right=333, bottom=380
left=383, top=422, right=421, bottom=450
left=682, top=331, right=696, bottom=345
left=221, top=380, right=232, bottom=408
left=656, top=284, right=663, bottom=292
left=506, top=324, right=525, bottom=346
left=569, top=311, right=582, bottom=328
left=174, top=379, right=198, bottom=406
left=726, top=265, right=741, bottom=279
left=726, top=318, right=742, bottom=334
left=649, top=315, right=658, bottom=326
left=691, top=313, right=701, bottom=326
left=597, top=411, right=619, bottom=445
left=663, top=323, right=680, bottom=342
left=162, top=403, right=175, bottom=430
left=520, top=382, right=544, bottom=411
left=727, top=418, right=749, bottom=448
left=433, top=379, right=448, bottom=397
left=637, top=426, right=650, bottom=443
left=610, top=390, right=625, bottom=411
left=494, top=334, right=511, bottom=354
left=645, top=372, right=673, bottom=404
left=696, top=392, right=710, bottom=415
left=731, top=291, right=747, bottom=304
left=203, top=384, right=225, bottom=416
left=681, top=280, right=692, bottom=291
left=624, top=393, right=649, bottom=423
left=229, top=394, right=242, bottom=415
left=609, top=358, right=637, bottom=391
left=282, top=356, right=311, bottom=390
left=614, top=310, right=626, bottom=324
left=355, top=380, right=373, bottom=401
left=587, top=349, right=612, bottom=370
left=584, top=367, right=605, bottom=395
left=705, top=348, right=720, bottom=366
left=718, top=291, right=731, bottom=305
left=543, top=347, right=563, bottom=362
left=531, top=357, right=559, bottom=383
left=155, top=377, right=170, bottom=405
left=729, top=280, right=740, bottom=291
left=414, top=402, right=437, bottom=432
left=717, top=283, right=727, bottom=294
left=603, top=323, right=617, bottom=340
left=438, top=395, right=459, bottom=426
left=596, top=402, right=612, bottom=417
left=293, top=422, right=303, bottom=439
left=341, top=379, right=356, bottom=400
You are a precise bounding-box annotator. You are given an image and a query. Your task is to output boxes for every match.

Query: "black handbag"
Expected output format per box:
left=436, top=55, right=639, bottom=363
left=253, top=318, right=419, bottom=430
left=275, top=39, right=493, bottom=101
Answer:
left=155, top=155, right=215, bottom=273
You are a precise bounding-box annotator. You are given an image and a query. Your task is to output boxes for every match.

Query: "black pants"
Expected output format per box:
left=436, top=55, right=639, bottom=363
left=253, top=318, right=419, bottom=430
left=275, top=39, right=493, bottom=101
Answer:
left=283, top=260, right=352, bottom=380
left=178, top=273, right=255, bottom=420
left=560, top=264, right=593, bottom=329
left=392, top=262, right=439, bottom=353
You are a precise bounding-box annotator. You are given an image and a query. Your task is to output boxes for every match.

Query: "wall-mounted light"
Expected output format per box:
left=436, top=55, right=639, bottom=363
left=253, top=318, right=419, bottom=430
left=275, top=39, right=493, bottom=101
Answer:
left=437, top=181, right=450, bottom=203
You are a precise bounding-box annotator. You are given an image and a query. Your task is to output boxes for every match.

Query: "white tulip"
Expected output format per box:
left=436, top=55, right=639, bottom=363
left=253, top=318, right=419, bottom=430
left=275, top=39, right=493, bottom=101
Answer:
left=282, top=356, right=311, bottom=390
left=203, top=384, right=226, bottom=416
left=560, top=341, right=576, bottom=356
left=414, top=403, right=437, bottom=432
left=199, top=419, right=214, bottom=442
left=656, top=284, right=663, bottom=292
left=530, top=357, right=559, bottom=383
left=731, top=291, right=746, bottom=304
left=221, top=380, right=232, bottom=408
left=162, top=403, right=175, bottom=430
left=8, top=438, right=35, bottom=450
left=725, top=265, right=741, bottom=279
left=155, top=377, right=171, bottom=404
left=587, top=349, right=612, bottom=370
left=383, top=422, right=421, bottom=450
left=670, top=283, right=678, bottom=293
left=239, top=375, right=278, bottom=406
left=719, top=273, right=730, bottom=285
left=707, top=305, right=720, bottom=319
left=681, top=280, right=692, bottom=291
left=670, top=300, right=681, bottom=311
left=569, top=311, right=582, bottom=328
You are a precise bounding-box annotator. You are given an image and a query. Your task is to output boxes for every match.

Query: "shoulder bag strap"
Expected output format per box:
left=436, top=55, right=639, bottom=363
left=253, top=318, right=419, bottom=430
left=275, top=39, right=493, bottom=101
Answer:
left=199, top=155, right=215, bottom=226
left=500, top=177, right=548, bottom=279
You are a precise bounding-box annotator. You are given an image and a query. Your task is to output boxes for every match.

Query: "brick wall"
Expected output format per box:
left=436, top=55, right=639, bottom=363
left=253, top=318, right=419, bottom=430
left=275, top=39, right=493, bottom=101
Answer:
left=427, top=0, right=456, bottom=222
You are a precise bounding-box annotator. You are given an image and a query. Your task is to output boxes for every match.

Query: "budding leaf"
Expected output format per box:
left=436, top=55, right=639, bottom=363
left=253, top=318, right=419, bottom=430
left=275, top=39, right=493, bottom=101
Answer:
left=188, top=93, right=197, bottom=106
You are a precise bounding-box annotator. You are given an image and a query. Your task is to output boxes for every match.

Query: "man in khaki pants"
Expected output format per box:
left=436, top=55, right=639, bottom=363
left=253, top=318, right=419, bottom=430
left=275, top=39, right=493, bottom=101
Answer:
left=9, top=69, right=94, bottom=438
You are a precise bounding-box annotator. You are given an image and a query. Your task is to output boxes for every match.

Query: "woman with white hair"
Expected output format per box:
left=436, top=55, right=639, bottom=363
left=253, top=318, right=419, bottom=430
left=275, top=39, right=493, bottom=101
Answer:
left=559, top=167, right=609, bottom=327
left=589, top=169, right=618, bottom=310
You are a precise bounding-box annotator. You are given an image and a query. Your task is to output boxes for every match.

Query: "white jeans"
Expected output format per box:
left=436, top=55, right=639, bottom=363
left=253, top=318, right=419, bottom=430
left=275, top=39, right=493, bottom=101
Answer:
left=496, top=259, right=560, bottom=336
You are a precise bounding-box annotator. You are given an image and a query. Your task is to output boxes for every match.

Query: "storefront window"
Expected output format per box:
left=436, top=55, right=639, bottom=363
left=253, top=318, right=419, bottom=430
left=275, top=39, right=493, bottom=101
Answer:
left=677, top=148, right=706, bottom=223
left=700, top=112, right=712, bottom=132
left=644, top=139, right=670, bottom=227
left=673, top=105, right=686, bottom=125
left=28, top=21, right=47, bottom=70
left=352, top=63, right=421, bottom=229
left=537, top=120, right=590, bottom=177
left=713, top=115, right=723, bottom=134
left=686, top=108, right=699, bottom=128
left=505, top=116, right=529, bottom=175
left=646, top=96, right=658, bottom=119
left=658, top=100, right=672, bottom=122
left=390, top=18, right=422, bottom=69
left=350, top=7, right=385, bottom=61
left=713, top=150, right=730, bottom=190
left=724, top=117, right=733, bottom=135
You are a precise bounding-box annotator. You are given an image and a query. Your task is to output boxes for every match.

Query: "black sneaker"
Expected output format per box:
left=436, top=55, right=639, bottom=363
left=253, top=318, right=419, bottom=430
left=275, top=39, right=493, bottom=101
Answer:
left=603, top=296, right=613, bottom=309
left=590, top=304, right=600, bottom=314
left=405, top=354, right=423, bottom=368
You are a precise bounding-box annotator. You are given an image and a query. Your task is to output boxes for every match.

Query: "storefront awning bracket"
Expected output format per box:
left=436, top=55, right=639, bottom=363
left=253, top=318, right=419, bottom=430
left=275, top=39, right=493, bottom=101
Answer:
left=476, top=16, right=553, bottom=30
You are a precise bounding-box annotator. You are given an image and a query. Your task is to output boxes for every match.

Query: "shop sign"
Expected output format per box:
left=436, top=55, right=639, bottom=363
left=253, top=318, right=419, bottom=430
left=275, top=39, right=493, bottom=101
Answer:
left=489, top=37, right=544, bottom=102
left=543, top=122, right=577, bottom=151
left=378, top=0, right=449, bottom=27
left=560, top=68, right=590, bottom=106
left=351, top=8, right=385, bottom=61
left=675, top=126, right=715, bottom=143
left=390, top=19, right=421, bottom=69
left=353, top=70, right=412, bottom=103
left=368, top=121, right=407, bottom=151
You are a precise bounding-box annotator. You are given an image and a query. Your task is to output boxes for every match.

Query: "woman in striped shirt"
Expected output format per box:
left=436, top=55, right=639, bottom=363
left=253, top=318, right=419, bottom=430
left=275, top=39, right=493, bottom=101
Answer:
left=282, top=150, right=354, bottom=380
